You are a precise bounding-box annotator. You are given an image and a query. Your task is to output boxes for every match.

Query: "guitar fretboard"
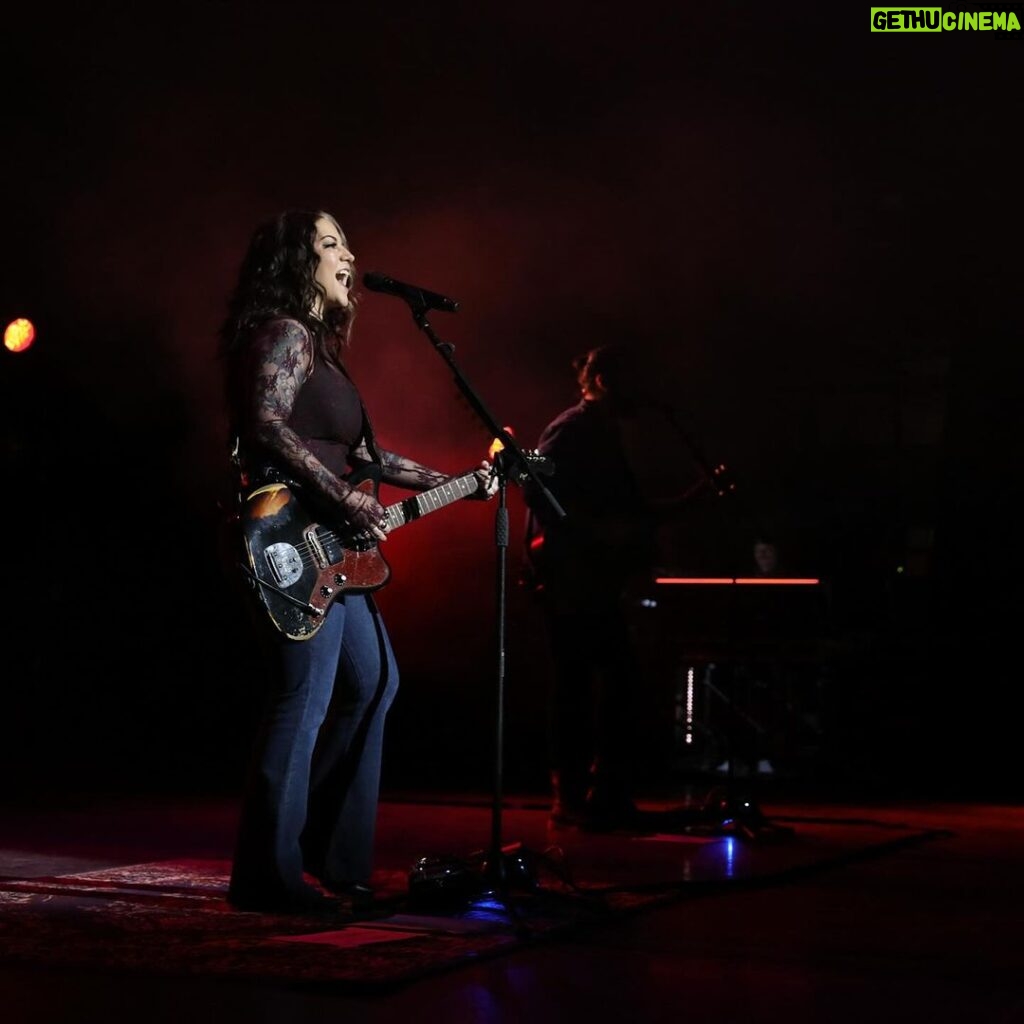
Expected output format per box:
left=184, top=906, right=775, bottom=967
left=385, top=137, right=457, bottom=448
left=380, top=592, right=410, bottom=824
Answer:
left=384, top=473, right=478, bottom=531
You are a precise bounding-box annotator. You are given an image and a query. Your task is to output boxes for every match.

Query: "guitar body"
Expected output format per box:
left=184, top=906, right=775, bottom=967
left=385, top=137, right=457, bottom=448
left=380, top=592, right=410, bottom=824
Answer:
left=238, top=466, right=390, bottom=641
left=234, top=449, right=551, bottom=641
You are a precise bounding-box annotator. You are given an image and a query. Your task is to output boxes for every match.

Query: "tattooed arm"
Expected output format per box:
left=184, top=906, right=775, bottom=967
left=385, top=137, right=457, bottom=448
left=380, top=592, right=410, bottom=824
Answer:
left=376, top=450, right=450, bottom=491
left=351, top=442, right=496, bottom=499
left=247, top=318, right=387, bottom=535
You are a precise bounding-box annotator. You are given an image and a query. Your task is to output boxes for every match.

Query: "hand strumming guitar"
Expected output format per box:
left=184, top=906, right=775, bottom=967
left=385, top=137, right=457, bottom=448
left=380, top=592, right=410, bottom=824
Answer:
left=339, top=484, right=389, bottom=541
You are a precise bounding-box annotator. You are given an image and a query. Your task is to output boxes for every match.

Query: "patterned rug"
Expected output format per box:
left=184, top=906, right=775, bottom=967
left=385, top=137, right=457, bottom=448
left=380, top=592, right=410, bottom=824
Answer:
left=0, top=812, right=950, bottom=992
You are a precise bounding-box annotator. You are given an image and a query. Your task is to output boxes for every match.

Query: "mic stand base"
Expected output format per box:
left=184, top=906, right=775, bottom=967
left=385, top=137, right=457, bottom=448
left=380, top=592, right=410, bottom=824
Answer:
left=478, top=842, right=539, bottom=893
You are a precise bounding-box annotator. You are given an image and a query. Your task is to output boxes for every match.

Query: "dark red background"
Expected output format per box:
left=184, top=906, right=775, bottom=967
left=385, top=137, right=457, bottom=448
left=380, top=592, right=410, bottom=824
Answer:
left=1, top=4, right=1020, bottom=798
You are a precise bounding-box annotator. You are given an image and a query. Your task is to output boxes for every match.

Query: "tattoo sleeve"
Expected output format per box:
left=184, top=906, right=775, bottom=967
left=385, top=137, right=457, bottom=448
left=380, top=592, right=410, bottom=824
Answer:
left=247, top=319, right=369, bottom=512
left=376, top=448, right=451, bottom=492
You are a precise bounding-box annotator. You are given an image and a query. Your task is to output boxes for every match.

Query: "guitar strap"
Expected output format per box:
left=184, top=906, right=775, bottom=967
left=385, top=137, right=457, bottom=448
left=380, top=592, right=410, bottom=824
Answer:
left=354, top=402, right=382, bottom=468
left=338, top=361, right=383, bottom=472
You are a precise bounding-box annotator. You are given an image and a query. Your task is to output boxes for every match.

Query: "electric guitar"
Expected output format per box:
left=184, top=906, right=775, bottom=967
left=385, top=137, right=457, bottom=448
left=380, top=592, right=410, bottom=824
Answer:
left=237, top=454, right=549, bottom=640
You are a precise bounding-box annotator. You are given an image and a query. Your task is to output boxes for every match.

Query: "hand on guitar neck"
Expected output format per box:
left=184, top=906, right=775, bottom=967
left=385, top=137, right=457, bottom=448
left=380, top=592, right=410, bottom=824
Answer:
left=465, top=459, right=499, bottom=501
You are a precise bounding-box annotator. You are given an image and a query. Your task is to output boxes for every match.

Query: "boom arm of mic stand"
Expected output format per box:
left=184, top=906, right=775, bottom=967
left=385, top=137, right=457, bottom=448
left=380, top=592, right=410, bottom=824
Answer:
left=408, top=304, right=565, bottom=519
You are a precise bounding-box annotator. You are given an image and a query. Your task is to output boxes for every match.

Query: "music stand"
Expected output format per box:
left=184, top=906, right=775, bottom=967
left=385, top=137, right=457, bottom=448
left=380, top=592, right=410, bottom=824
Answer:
left=640, top=404, right=796, bottom=842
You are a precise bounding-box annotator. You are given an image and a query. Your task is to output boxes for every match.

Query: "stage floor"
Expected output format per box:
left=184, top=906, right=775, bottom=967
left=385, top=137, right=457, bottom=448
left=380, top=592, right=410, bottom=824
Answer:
left=2, top=786, right=1023, bottom=1022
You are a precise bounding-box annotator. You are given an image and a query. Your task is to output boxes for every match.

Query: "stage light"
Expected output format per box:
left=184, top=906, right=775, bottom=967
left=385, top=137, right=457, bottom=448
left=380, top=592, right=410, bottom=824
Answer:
left=685, top=666, right=695, bottom=745
left=4, top=318, right=35, bottom=353
left=489, top=426, right=515, bottom=459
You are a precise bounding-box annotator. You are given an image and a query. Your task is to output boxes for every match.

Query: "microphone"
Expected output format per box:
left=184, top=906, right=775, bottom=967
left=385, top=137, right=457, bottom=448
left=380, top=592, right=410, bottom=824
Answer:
left=362, top=272, right=459, bottom=313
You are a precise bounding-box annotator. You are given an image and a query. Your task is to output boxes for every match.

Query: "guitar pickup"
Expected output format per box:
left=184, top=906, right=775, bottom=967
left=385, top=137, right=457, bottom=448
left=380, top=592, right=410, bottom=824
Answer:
left=304, top=527, right=329, bottom=568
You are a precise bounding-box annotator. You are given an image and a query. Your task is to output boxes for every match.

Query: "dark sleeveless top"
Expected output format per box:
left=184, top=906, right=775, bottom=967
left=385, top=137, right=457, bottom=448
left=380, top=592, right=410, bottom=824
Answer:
left=288, top=354, right=365, bottom=480
left=230, top=318, right=377, bottom=491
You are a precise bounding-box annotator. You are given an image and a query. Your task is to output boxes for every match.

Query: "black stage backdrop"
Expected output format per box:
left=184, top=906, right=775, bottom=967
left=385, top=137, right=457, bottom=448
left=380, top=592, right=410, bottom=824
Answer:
left=1, top=4, right=1020, bottom=800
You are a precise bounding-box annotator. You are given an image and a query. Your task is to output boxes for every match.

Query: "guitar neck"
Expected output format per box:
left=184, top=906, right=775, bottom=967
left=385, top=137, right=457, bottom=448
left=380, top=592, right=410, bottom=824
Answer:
left=384, top=473, right=478, bottom=531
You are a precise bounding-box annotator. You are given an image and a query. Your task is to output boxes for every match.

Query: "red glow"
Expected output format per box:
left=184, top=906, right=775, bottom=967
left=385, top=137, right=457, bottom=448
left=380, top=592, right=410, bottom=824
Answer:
left=4, top=318, right=35, bottom=352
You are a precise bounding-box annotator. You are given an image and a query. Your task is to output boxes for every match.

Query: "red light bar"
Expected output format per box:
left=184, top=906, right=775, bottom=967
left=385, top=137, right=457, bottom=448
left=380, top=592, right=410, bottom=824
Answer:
left=655, top=577, right=820, bottom=586
left=654, top=578, right=734, bottom=585
left=734, top=578, right=820, bottom=585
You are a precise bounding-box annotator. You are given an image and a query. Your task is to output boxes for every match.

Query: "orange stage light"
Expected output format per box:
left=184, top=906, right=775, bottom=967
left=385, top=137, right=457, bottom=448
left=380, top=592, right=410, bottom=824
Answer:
left=4, top=318, right=35, bottom=353
left=489, top=426, right=515, bottom=460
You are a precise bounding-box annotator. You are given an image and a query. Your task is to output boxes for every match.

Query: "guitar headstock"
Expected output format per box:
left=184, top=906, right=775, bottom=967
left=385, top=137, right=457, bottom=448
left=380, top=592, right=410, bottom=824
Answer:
left=505, top=448, right=554, bottom=484
left=488, top=431, right=554, bottom=483
left=525, top=448, right=554, bottom=474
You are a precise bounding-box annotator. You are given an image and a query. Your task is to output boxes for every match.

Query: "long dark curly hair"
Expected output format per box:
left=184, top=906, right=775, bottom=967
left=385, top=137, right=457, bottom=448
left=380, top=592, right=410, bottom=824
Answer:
left=217, top=209, right=357, bottom=369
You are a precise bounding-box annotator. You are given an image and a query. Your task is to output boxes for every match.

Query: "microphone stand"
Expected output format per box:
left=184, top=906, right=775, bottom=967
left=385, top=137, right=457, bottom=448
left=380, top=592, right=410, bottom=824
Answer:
left=398, top=297, right=566, bottom=900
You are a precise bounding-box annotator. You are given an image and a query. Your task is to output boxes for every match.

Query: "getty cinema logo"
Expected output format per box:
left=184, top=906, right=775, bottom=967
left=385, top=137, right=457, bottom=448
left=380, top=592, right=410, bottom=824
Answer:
left=870, top=8, right=1021, bottom=30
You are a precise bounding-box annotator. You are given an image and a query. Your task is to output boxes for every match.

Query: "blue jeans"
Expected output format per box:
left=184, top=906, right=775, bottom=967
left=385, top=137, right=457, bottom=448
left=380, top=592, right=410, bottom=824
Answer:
left=229, top=594, right=399, bottom=899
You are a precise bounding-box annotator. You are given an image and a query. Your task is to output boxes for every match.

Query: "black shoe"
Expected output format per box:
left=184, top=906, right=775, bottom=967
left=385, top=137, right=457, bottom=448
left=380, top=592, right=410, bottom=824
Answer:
left=322, top=880, right=376, bottom=912
left=227, top=882, right=345, bottom=918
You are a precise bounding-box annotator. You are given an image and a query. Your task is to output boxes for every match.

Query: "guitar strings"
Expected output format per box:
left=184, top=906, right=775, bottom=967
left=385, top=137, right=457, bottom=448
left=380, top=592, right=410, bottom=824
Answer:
left=264, top=476, right=477, bottom=571
left=286, top=508, right=399, bottom=568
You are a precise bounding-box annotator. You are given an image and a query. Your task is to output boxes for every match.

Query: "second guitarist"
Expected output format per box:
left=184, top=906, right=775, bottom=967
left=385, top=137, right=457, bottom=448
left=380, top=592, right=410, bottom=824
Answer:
left=218, top=209, right=495, bottom=918
left=522, top=344, right=661, bottom=833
